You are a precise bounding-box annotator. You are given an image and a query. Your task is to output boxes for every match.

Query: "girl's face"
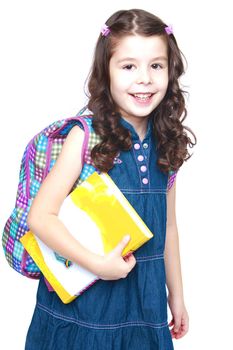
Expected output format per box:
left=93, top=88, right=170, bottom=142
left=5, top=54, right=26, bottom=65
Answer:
left=109, top=35, right=169, bottom=123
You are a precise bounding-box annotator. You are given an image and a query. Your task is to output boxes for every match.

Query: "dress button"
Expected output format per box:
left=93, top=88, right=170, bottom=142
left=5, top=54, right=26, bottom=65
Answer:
left=143, top=143, right=148, bottom=149
left=137, top=155, right=144, bottom=162
left=140, top=165, right=147, bottom=172
left=142, top=178, right=149, bottom=185
left=134, top=143, right=140, bottom=150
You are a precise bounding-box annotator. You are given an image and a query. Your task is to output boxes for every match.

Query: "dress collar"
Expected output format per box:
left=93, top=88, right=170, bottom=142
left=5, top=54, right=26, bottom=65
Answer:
left=120, top=117, right=153, bottom=141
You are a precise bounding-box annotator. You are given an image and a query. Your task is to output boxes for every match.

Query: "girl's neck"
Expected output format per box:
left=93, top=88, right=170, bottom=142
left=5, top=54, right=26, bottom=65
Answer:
left=121, top=116, right=149, bottom=142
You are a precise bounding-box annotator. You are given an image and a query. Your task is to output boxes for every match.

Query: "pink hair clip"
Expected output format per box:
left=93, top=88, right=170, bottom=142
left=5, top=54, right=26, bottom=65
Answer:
left=101, top=24, right=111, bottom=37
left=165, top=25, right=173, bottom=35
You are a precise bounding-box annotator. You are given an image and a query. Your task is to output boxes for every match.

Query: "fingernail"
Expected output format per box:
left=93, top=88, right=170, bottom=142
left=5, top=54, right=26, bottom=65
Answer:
left=124, top=235, right=130, bottom=241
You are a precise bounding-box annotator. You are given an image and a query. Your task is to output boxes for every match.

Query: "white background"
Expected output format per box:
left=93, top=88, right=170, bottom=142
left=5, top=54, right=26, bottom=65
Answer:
left=0, top=0, right=232, bottom=349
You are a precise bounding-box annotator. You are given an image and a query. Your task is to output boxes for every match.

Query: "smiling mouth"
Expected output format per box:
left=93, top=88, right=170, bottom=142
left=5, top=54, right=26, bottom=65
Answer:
left=129, top=93, right=154, bottom=101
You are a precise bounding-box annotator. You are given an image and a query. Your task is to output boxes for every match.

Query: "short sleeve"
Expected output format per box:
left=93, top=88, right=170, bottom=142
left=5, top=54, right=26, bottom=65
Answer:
left=167, top=170, right=178, bottom=192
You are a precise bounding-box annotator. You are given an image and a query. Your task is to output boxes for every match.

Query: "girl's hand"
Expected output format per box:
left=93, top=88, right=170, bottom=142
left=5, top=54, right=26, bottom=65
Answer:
left=96, top=235, right=137, bottom=280
left=168, top=294, right=189, bottom=339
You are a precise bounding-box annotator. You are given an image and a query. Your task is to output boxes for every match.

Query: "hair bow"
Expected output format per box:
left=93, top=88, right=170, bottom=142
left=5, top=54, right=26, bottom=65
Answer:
left=165, top=25, right=173, bottom=35
left=101, top=24, right=111, bottom=37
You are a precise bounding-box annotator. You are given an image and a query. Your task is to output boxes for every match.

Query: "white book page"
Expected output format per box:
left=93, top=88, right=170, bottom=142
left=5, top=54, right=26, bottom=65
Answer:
left=35, top=195, right=105, bottom=296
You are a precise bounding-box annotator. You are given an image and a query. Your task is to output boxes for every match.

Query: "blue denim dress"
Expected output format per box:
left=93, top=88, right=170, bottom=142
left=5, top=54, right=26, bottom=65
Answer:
left=25, top=117, right=174, bottom=350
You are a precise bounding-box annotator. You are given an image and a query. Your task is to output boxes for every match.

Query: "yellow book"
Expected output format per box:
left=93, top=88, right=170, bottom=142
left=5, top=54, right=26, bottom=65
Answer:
left=20, top=172, right=153, bottom=304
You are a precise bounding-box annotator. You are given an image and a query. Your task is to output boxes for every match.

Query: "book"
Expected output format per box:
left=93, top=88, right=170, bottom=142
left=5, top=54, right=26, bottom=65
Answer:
left=20, top=172, right=153, bottom=304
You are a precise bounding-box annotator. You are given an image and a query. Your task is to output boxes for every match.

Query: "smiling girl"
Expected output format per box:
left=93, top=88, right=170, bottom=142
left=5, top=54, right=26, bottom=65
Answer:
left=25, top=9, right=196, bottom=350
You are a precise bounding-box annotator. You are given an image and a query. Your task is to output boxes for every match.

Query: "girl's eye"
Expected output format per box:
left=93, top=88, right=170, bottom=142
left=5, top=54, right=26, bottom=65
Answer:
left=152, top=63, right=163, bottom=70
left=123, top=64, right=134, bottom=70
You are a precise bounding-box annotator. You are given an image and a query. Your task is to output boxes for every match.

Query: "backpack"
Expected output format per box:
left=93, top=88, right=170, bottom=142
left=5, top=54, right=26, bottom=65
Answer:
left=2, top=114, right=101, bottom=279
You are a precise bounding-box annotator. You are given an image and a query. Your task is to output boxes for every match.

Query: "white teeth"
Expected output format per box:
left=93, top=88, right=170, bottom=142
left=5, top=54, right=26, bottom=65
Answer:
left=133, top=93, right=152, bottom=99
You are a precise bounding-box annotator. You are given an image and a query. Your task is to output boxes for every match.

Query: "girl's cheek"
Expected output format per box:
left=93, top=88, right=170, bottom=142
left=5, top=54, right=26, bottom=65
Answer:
left=157, top=74, right=169, bottom=89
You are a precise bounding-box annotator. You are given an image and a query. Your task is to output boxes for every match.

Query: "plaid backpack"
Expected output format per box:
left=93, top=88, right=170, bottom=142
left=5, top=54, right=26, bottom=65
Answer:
left=2, top=114, right=101, bottom=279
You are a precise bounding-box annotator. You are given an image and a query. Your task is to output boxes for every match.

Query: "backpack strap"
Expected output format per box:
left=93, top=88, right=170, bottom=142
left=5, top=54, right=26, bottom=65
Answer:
left=167, top=170, right=178, bottom=192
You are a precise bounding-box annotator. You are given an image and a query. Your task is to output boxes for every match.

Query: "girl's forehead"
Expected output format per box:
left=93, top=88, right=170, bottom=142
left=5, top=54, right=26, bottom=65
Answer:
left=111, top=35, right=168, bottom=60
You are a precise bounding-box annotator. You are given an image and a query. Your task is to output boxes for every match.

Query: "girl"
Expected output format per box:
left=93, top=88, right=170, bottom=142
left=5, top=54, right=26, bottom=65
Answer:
left=25, top=9, right=196, bottom=350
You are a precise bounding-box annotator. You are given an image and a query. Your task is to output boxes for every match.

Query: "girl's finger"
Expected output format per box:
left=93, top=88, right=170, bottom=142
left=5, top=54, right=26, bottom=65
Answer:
left=174, top=328, right=187, bottom=339
left=173, top=320, right=189, bottom=339
left=173, top=320, right=181, bottom=334
left=168, top=318, right=174, bottom=327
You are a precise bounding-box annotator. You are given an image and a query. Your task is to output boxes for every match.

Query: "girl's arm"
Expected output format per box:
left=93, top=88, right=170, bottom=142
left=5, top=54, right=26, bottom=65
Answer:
left=27, top=126, right=136, bottom=280
left=165, top=180, right=184, bottom=299
left=164, top=180, right=189, bottom=339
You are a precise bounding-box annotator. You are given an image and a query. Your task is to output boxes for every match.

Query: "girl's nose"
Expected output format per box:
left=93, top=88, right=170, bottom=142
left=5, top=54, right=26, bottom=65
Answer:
left=136, top=68, right=152, bottom=85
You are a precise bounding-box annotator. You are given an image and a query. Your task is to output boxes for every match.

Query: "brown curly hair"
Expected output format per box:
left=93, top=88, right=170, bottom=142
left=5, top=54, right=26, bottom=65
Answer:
left=86, top=9, right=196, bottom=173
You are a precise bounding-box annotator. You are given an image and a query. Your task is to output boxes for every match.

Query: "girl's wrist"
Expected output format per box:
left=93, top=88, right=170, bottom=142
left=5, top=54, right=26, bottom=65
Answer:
left=167, top=289, right=184, bottom=301
left=83, top=251, right=104, bottom=276
left=168, top=292, right=185, bottom=307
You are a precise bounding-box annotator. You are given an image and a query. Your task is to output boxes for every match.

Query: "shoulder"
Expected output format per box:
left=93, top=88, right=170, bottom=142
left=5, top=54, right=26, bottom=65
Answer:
left=58, top=124, right=85, bottom=157
left=55, top=124, right=85, bottom=172
left=29, top=124, right=86, bottom=215
left=66, top=124, right=85, bottom=140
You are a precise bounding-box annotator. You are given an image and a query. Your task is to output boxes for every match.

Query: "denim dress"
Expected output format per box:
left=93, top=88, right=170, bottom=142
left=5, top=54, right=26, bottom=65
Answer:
left=25, top=117, right=174, bottom=350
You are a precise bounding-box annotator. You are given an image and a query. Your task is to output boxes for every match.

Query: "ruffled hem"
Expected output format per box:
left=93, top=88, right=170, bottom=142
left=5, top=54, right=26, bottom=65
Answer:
left=25, top=304, right=174, bottom=350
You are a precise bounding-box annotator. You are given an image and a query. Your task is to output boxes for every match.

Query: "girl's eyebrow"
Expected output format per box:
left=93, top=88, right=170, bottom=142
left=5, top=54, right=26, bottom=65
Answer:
left=116, top=56, right=168, bottom=63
